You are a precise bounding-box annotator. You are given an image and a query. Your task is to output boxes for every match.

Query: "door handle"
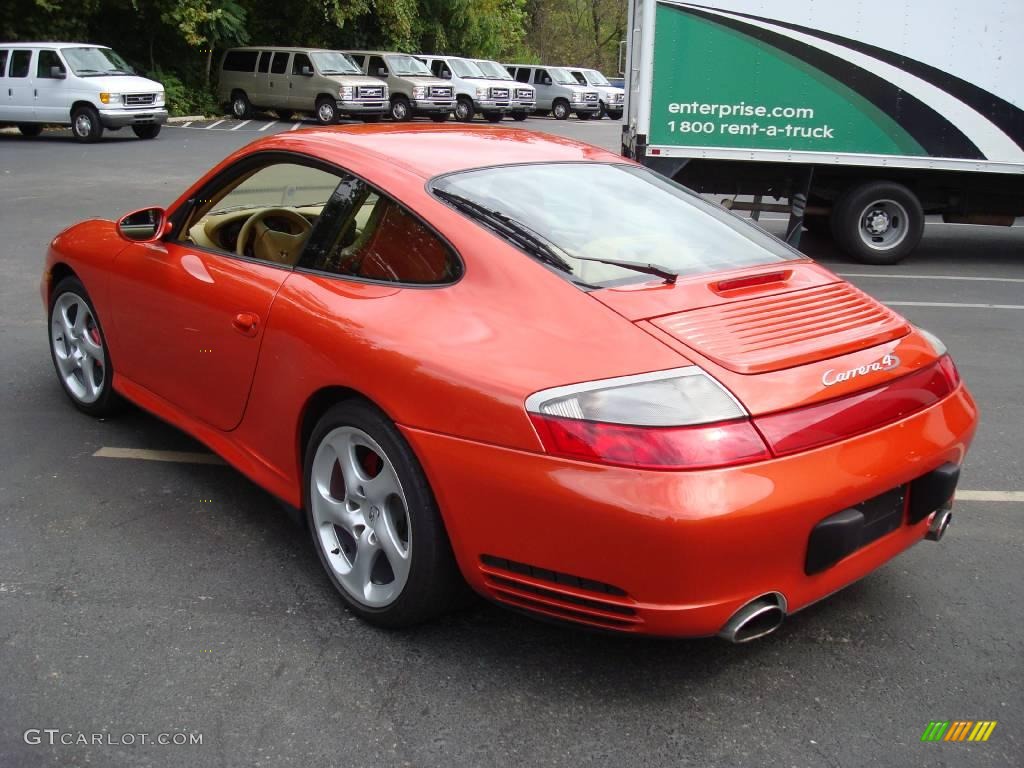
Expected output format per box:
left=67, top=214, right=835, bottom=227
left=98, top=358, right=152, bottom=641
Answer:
left=232, top=312, right=259, bottom=336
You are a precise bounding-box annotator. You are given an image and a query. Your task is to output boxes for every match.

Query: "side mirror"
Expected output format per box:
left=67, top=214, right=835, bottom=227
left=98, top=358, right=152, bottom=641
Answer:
left=117, top=207, right=167, bottom=242
left=301, top=65, right=313, bottom=76
left=377, top=67, right=388, bottom=77
left=543, top=77, right=552, bottom=85
left=441, top=71, right=451, bottom=79
left=50, top=66, right=66, bottom=79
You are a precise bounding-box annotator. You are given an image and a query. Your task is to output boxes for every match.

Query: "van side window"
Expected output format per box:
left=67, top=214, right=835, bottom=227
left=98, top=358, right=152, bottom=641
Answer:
left=223, top=50, right=258, bottom=72
left=514, top=68, right=530, bottom=83
left=292, top=53, right=312, bottom=75
left=368, top=55, right=387, bottom=77
left=257, top=51, right=271, bottom=73
left=0, top=50, right=9, bottom=77
left=37, top=50, right=64, bottom=78
left=533, top=69, right=548, bottom=85
left=570, top=71, right=586, bottom=85
left=270, top=52, right=289, bottom=75
left=349, top=54, right=365, bottom=69
left=9, top=50, right=31, bottom=78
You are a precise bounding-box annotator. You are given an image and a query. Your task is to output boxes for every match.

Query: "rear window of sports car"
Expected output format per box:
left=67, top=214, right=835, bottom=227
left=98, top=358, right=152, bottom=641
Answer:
left=430, top=163, right=803, bottom=288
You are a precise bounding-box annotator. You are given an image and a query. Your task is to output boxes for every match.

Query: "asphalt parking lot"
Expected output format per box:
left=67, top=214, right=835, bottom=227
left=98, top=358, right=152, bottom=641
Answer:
left=1, top=117, right=1021, bottom=768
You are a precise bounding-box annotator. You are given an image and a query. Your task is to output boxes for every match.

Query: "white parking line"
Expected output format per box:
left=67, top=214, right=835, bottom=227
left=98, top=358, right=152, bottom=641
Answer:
left=957, top=490, right=1024, bottom=502
left=840, top=273, right=1024, bottom=284
left=885, top=301, right=1024, bottom=310
left=181, top=121, right=193, bottom=128
left=258, top=120, right=277, bottom=131
left=288, top=122, right=302, bottom=131
left=230, top=120, right=251, bottom=131
left=93, top=447, right=225, bottom=465
left=206, top=119, right=225, bottom=129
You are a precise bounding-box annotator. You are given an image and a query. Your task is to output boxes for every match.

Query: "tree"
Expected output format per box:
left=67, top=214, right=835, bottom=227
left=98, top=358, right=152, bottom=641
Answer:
left=161, top=0, right=250, bottom=84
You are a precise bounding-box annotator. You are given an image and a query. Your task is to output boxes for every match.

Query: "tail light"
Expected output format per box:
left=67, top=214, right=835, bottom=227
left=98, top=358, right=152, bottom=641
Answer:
left=525, top=367, right=770, bottom=470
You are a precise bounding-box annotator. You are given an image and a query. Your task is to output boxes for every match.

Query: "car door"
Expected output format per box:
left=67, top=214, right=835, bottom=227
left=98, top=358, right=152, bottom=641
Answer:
left=289, top=52, right=314, bottom=110
left=532, top=68, right=552, bottom=109
left=107, top=156, right=347, bottom=431
left=2, top=49, right=34, bottom=122
left=266, top=51, right=291, bottom=109
left=33, top=48, right=68, bottom=122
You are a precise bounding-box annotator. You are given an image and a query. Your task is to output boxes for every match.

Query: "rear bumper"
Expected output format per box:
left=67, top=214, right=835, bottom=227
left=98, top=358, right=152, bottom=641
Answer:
left=98, top=108, right=168, bottom=128
left=402, top=384, right=978, bottom=637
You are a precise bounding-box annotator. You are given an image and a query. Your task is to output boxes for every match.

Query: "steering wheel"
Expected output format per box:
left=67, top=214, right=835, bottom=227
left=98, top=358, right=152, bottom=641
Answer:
left=236, top=208, right=313, bottom=265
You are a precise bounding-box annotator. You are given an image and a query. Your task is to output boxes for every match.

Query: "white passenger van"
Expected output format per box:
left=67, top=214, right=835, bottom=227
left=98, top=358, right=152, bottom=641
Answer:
left=0, top=42, right=166, bottom=142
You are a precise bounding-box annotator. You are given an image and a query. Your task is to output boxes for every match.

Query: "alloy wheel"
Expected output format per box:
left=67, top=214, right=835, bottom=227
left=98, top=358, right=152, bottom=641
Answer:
left=50, top=292, right=105, bottom=404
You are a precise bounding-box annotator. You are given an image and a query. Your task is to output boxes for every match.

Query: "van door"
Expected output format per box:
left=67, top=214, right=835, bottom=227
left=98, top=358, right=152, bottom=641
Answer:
left=0, top=50, right=10, bottom=121
left=3, top=49, right=34, bottom=122
left=33, top=49, right=69, bottom=122
left=252, top=51, right=271, bottom=105
left=532, top=68, right=552, bottom=109
left=267, top=51, right=291, bottom=109
left=289, top=52, right=315, bottom=110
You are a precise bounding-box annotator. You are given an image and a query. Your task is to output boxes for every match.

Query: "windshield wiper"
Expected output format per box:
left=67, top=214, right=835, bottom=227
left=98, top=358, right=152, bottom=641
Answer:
left=570, top=255, right=678, bottom=284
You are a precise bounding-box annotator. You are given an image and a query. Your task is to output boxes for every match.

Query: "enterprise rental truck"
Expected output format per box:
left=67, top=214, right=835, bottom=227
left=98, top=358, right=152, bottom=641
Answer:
left=622, top=0, right=1024, bottom=263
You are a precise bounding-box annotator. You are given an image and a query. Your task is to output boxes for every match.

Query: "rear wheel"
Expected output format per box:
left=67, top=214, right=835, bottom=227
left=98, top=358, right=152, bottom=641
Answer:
left=48, top=277, right=119, bottom=416
left=831, top=181, right=924, bottom=265
left=230, top=91, right=252, bottom=119
left=607, top=110, right=623, bottom=120
left=304, top=400, right=466, bottom=627
left=132, top=124, right=161, bottom=139
left=71, top=106, right=103, bottom=143
left=390, top=96, right=411, bottom=122
left=315, top=97, right=338, bottom=125
left=17, top=123, right=43, bottom=137
left=552, top=99, right=570, bottom=120
left=454, top=97, right=475, bottom=122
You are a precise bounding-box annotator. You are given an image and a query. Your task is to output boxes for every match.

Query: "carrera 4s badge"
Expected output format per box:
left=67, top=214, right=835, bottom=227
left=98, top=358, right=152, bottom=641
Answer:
left=822, top=354, right=901, bottom=387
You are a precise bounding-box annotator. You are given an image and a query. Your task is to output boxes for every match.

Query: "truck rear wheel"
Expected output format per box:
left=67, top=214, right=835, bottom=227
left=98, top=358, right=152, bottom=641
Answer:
left=831, top=181, right=924, bottom=265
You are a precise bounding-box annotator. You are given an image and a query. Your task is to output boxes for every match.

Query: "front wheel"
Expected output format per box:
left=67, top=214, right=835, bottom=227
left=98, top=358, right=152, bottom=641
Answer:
left=132, top=124, right=161, bottom=139
left=315, top=97, right=338, bottom=125
left=390, top=96, right=411, bottom=122
left=71, top=106, right=103, bottom=143
left=231, top=91, right=252, bottom=119
left=17, top=123, right=43, bottom=137
left=552, top=100, right=570, bottom=120
left=303, top=400, right=466, bottom=627
left=48, top=277, right=119, bottom=416
left=454, top=97, right=475, bottom=122
left=831, top=181, right=924, bottom=264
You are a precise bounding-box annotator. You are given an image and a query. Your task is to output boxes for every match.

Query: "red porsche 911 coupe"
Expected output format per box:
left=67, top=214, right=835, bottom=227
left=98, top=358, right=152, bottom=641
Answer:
left=42, top=125, right=977, bottom=641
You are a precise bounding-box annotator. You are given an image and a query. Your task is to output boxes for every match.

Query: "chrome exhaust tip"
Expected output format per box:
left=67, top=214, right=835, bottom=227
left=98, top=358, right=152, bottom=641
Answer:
left=926, top=509, right=952, bottom=542
left=718, top=593, right=786, bottom=644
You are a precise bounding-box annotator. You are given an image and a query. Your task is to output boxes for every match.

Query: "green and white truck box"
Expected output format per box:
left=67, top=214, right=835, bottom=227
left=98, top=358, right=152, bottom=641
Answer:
left=622, top=0, right=1024, bottom=263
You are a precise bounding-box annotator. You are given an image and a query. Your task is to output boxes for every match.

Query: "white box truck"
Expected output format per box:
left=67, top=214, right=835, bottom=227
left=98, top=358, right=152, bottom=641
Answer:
left=621, top=0, right=1024, bottom=263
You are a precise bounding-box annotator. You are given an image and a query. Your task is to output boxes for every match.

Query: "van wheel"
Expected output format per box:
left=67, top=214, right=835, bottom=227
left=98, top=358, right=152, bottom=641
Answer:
left=831, top=181, right=924, bottom=265
left=454, top=97, right=475, bottom=122
left=132, top=125, right=161, bottom=139
left=231, top=91, right=252, bottom=119
left=71, top=106, right=103, bottom=143
left=597, top=100, right=607, bottom=119
left=315, top=97, right=339, bottom=125
left=511, top=111, right=528, bottom=122
left=552, top=99, right=570, bottom=120
left=390, top=96, right=411, bottom=122
left=17, top=124, right=43, bottom=137
left=607, top=110, right=623, bottom=120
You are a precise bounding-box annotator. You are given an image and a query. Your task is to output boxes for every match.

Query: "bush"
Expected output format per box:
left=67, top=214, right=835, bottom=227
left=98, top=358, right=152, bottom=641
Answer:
left=150, top=68, right=219, bottom=117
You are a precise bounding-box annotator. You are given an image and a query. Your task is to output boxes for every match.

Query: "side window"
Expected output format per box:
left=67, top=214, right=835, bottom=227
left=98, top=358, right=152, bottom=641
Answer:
left=10, top=50, right=31, bottom=78
left=257, top=51, right=270, bottom=73
left=0, top=50, right=10, bottom=77
left=570, top=71, right=586, bottom=85
left=514, top=68, right=530, bottom=83
left=223, top=50, right=258, bottom=72
left=270, top=52, right=289, bottom=75
left=349, top=54, right=365, bottom=69
left=292, top=53, right=312, bottom=75
left=314, top=182, right=460, bottom=285
left=429, top=60, right=443, bottom=77
left=533, top=68, right=548, bottom=85
left=179, top=160, right=345, bottom=267
left=368, top=55, right=387, bottom=77
left=37, top=50, right=64, bottom=78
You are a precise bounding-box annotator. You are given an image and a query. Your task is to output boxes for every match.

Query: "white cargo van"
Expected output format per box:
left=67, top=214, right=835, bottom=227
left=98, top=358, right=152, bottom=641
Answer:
left=0, top=42, right=166, bottom=142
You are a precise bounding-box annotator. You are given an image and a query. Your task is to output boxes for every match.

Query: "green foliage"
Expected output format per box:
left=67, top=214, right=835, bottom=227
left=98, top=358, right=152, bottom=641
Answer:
left=151, top=67, right=218, bottom=116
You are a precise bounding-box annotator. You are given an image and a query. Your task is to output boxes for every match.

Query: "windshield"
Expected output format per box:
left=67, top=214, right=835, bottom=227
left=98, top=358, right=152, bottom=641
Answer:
left=546, top=67, right=578, bottom=85
left=474, top=60, right=512, bottom=80
left=584, top=69, right=611, bottom=86
left=387, top=54, right=431, bottom=76
left=62, top=47, right=134, bottom=76
left=310, top=51, right=361, bottom=75
left=432, top=163, right=801, bottom=286
left=450, top=58, right=485, bottom=78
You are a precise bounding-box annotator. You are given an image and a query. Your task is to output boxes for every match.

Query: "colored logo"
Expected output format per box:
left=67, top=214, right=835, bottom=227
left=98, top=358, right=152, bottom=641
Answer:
left=921, top=721, right=997, bottom=742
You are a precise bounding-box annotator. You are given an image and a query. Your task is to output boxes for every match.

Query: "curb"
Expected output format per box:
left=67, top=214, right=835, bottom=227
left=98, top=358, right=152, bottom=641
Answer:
left=166, top=115, right=209, bottom=123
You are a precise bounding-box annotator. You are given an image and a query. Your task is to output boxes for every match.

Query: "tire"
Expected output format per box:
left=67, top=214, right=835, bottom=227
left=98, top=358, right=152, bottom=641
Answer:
left=607, top=110, right=623, bottom=121
left=48, top=276, right=120, bottom=416
left=552, top=100, right=570, bottom=120
left=511, top=111, right=528, bottom=122
left=575, top=111, right=593, bottom=121
left=17, top=123, right=43, bottom=137
left=831, top=181, right=924, bottom=265
left=390, top=96, right=412, bottom=122
left=454, top=97, right=475, bottom=122
left=71, top=106, right=103, bottom=143
left=303, top=399, right=466, bottom=627
left=315, top=96, right=338, bottom=125
left=132, top=124, right=161, bottom=139
left=230, top=91, right=252, bottom=119
left=430, top=113, right=449, bottom=123
left=597, top=100, right=607, bottom=119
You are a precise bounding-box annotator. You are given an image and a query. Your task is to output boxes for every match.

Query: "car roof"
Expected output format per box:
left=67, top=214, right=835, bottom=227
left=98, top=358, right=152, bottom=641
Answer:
left=0, top=42, right=108, bottom=49
left=225, top=46, right=336, bottom=53
left=252, top=124, right=624, bottom=180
